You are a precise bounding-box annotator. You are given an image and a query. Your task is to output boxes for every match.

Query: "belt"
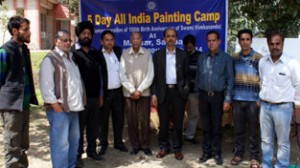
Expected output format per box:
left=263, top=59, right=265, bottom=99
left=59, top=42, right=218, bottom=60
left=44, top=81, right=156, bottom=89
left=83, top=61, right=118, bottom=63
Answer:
left=107, top=87, right=121, bottom=92
left=200, top=90, right=223, bottom=96
left=261, top=100, right=290, bottom=105
left=166, top=84, right=177, bottom=89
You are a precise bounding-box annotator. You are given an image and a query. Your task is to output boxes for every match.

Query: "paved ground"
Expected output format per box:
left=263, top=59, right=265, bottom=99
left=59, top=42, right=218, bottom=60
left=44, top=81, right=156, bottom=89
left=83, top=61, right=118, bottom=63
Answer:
left=0, top=108, right=299, bottom=168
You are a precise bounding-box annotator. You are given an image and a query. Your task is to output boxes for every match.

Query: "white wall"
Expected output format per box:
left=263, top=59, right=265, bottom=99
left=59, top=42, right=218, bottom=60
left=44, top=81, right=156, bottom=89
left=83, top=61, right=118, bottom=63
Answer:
left=235, top=38, right=300, bottom=63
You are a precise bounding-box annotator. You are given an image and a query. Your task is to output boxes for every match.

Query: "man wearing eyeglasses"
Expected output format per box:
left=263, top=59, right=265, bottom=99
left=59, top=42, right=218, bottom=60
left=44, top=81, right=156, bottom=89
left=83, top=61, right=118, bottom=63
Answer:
left=71, top=21, right=103, bottom=167
left=39, top=29, right=85, bottom=168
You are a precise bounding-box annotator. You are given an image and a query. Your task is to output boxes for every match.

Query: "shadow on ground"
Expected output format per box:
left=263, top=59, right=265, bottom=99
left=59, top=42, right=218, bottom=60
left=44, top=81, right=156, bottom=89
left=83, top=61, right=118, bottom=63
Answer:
left=0, top=107, right=299, bottom=168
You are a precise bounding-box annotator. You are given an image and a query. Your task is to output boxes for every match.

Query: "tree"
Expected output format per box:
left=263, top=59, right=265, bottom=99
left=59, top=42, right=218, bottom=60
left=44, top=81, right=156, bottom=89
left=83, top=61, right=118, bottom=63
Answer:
left=59, top=0, right=78, bottom=16
left=227, top=0, right=300, bottom=54
left=0, top=0, right=5, bottom=5
left=0, top=5, right=9, bottom=44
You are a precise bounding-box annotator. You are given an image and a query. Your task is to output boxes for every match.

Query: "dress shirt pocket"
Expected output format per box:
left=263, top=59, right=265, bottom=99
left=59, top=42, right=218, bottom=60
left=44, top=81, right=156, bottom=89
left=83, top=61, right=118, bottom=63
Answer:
left=275, top=71, right=290, bottom=87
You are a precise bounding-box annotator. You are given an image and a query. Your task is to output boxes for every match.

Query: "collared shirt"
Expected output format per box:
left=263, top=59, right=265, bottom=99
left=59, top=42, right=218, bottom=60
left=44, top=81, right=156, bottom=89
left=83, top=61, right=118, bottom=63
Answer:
left=119, top=47, right=154, bottom=97
left=233, top=49, right=262, bottom=101
left=39, top=47, right=84, bottom=111
left=166, top=48, right=177, bottom=84
left=259, top=53, right=300, bottom=103
left=194, top=50, right=234, bottom=102
left=102, top=48, right=121, bottom=89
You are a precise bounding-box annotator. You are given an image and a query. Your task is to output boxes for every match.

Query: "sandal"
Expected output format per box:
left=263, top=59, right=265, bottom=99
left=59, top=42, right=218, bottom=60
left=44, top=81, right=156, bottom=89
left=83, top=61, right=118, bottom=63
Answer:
left=230, top=156, right=242, bottom=165
left=250, top=159, right=260, bottom=168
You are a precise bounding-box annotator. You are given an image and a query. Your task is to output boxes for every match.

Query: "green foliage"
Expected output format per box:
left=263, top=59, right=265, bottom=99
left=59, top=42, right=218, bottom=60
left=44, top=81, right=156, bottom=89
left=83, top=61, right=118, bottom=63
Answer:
left=227, top=0, right=300, bottom=55
left=59, top=0, right=78, bottom=16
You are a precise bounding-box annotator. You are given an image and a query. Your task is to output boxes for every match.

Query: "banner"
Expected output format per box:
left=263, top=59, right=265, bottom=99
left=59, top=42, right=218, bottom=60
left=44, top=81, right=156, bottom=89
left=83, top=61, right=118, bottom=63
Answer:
left=79, top=0, right=228, bottom=52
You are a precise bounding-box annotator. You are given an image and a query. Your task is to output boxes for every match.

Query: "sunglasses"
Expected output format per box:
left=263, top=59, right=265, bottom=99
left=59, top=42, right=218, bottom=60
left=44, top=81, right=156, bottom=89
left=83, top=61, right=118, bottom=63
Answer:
left=59, top=38, right=72, bottom=43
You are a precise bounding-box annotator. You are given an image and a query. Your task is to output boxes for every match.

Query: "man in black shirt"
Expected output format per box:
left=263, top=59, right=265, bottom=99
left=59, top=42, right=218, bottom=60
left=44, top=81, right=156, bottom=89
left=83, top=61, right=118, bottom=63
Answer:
left=72, top=21, right=103, bottom=167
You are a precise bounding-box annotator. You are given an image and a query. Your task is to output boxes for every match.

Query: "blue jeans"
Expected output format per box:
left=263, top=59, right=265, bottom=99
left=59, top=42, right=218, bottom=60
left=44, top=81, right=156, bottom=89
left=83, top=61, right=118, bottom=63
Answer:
left=46, top=110, right=80, bottom=168
left=260, top=102, right=292, bottom=168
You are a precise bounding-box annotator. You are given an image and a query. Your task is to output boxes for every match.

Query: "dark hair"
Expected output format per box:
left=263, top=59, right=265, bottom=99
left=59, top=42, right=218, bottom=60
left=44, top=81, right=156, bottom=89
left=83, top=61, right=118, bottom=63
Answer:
left=237, top=29, right=253, bottom=40
left=7, top=15, right=30, bottom=35
left=163, top=28, right=177, bottom=38
left=265, top=29, right=285, bottom=43
left=54, top=29, right=70, bottom=40
left=206, top=30, right=220, bottom=40
left=183, top=34, right=196, bottom=46
left=101, top=30, right=114, bottom=40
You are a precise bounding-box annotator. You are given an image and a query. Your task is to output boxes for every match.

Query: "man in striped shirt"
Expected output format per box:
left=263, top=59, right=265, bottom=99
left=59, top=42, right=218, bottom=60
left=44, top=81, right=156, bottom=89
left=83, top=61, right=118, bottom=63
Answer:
left=231, top=29, right=262, bottom=167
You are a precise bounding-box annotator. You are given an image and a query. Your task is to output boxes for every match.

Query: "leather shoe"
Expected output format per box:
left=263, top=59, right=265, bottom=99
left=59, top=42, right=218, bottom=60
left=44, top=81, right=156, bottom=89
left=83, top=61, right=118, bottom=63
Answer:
left=174, top=151, right=184, bottom=160
left=214, top=155, right=223, bottom=165
left=114, top=145, right=129, bottom=152
left=184, top=138, right=199, bottom=144
left=156, top=149, right=170, bottom=158
left=87, top=152, right=103, bottom=160
left=143, top=148, right=153, bottom=156
left=130, top=148, right=139, bottom=155
left=99, top=146, right=107, bottom=155
left=199, top=153, right=212, bottom=163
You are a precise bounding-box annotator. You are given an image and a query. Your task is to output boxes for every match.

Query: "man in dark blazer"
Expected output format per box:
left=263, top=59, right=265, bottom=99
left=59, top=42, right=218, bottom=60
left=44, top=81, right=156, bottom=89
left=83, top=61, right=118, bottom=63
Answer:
left=98, top=30, right=128, bottom=155
left=151, top=28, right=189, bottom=160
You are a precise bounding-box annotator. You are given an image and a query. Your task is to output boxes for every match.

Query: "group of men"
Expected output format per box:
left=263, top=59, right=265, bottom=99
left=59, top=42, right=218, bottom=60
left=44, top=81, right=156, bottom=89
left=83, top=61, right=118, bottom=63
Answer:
left=0, top=15, right=299, bottom=168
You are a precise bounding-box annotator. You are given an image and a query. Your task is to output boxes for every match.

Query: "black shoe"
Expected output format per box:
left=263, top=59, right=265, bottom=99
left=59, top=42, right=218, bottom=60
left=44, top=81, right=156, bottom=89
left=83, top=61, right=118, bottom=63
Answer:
left=87, top=152, right=103, bottom=161
left=214, top=155, right=223, bottom=165
left=184, top=138, right=199, bottom=144
left=130, top=148, right=139, bottom=155
left=75, top=156, right=84, bottom=168
left=99, top=146, right=107, bottom=155
left=199, top=153, right=212, bottom=163
left=114, top=145, right=129, bottom=152
left=143, top=148, right=153, bottom=156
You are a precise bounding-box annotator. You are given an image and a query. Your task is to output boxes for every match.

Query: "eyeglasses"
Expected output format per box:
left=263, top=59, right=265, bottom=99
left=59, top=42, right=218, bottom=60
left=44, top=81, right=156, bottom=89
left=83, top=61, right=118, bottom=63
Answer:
left=59, top=38, right=72, bottom=43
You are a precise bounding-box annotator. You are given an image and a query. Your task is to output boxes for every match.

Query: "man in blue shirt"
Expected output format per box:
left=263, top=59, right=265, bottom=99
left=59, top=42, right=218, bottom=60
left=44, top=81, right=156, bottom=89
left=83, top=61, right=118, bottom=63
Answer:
left=231, top=29, right=262, bottom=167
left=195, top=30, right=234, bottom=165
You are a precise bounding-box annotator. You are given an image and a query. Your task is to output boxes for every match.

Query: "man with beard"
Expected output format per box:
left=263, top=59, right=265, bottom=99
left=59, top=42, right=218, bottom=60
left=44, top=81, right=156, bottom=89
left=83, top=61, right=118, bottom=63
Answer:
left=71, top=21, right=103, bottom=167
left=0, top=16, right=38, bottom=168
left=151, top=28, right=189, bottom=160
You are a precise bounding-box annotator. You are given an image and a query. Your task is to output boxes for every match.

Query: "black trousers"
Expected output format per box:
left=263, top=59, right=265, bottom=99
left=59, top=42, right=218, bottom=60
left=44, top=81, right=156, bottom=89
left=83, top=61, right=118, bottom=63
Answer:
left=99, top=88, right=125, bottom=147
left=78, top=98, right=100, bottom=155
left=232, top=100, right=260, bottom=160
left=199, top=91, right=224, bottom=156
left=157, top=88, right=186, bottom=152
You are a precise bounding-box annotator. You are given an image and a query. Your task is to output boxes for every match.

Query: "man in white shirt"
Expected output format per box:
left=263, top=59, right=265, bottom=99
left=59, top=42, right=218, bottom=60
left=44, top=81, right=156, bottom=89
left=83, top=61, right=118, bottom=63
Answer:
left=39, top=29, right=85, bottom=168
left=259, top=30, right=300, bottom=168
left=119, top=32, right=154, bottom=155
left=98, top=30, right=128, bottom=154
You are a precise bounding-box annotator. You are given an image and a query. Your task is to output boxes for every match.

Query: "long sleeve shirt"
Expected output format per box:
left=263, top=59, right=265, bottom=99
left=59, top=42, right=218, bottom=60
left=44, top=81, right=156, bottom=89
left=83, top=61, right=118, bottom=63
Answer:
left=233, top=49, right=262, bottom=101
left=194, top=50, right=234, bottom=102
left=259, top=53, right=300, bottom=103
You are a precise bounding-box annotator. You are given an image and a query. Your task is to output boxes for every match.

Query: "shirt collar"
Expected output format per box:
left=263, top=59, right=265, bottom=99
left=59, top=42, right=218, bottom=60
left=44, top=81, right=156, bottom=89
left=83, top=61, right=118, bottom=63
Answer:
left=54, top=46, right=71, bottom=58
left=266, top=53, right=286, bottom=63
left=129, top=47, right=144, bottom=55
left=166, top=48, right=176, bottom=55
left=75, top=42, right=82, bottom=50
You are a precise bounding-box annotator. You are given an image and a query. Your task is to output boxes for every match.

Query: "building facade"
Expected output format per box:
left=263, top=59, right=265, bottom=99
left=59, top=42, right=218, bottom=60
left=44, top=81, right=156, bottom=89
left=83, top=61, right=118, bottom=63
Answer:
left=0, top=0, right=76, bottom=50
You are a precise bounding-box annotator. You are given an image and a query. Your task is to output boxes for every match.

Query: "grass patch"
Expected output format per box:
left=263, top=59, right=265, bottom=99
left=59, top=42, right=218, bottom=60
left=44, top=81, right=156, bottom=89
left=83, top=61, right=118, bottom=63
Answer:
left=31, top=51, right=47, bottom=72
left=30, top=51, right=47, bottom=107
